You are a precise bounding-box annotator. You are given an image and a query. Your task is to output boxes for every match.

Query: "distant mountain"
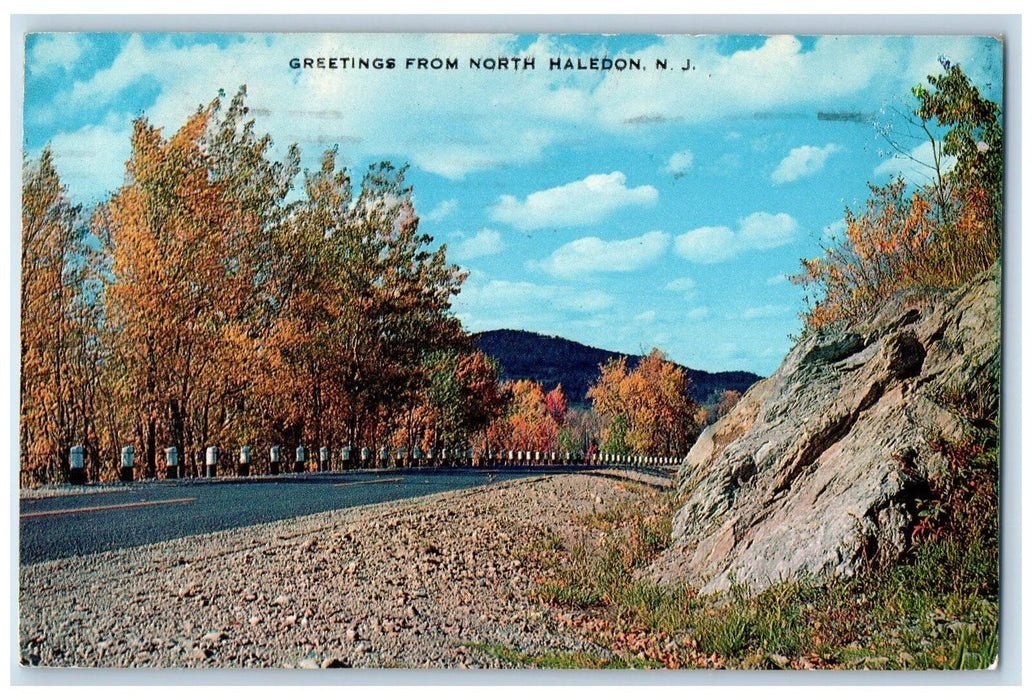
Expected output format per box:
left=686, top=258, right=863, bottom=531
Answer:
left=472, top=329, right=762, bottom=406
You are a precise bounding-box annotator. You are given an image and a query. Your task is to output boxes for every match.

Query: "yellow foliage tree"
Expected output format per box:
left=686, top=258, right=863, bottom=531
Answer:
left=587, top=349, right=699, bottom=456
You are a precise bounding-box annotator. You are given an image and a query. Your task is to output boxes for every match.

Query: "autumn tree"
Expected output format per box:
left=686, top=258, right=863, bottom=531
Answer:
left=197, top=87, right=300, bottom=458
left=484, top=380, right=564, bottom=454
left=95, top=88, right=300, bottom=478
left=24, top=87, right=483, bottom=483
left=281, top=153, right=466, bottom=450
left=587, top=349, right=699, bottom=456
left=796, top=62, right=1002, bottom=333
left=98, top=112, right=223, bottom=477
left=402, top=348, right=506, bottom=452
left=559, top=407, right=603, bottom=455
left=346, top=164, right=467, bottom=447
left=20, top=148, right=98, bottom=485
left=545, top=384, right=569, bottom=425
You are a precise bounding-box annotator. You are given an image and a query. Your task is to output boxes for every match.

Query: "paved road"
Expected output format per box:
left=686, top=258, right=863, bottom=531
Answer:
left=18, top=467, right=575, bottom=565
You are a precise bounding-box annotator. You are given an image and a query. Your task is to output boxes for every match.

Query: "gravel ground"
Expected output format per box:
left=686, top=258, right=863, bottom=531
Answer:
left=19, top=470, right=670, bottom=669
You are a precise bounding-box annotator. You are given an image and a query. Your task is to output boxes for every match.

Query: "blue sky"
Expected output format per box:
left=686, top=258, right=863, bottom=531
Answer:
left=21, top=32, right=1003, bottom=376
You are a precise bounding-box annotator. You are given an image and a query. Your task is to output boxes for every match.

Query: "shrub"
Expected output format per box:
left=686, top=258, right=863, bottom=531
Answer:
left=795, top=62, right=1001, bottom=333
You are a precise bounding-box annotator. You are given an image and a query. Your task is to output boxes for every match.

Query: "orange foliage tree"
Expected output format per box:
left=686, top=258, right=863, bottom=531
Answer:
left=483, top=380, right=566, bottom=454
left=94, top=88, right=301, bottom=478
left=21, top=86, right=490, bottom=483
left=587, top=349, right=699, bottom=456
left=249, top=146, right=466, bottom=455
left=20, top=148, right=99, bottom=485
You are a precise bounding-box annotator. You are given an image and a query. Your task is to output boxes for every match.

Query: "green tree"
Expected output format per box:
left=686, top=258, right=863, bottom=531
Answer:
left=912, top=59, right=1003, bottom=216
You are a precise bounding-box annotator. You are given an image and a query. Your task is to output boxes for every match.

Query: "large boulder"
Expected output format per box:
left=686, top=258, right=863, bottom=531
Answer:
left=649, top=266, right=1000, bottom=594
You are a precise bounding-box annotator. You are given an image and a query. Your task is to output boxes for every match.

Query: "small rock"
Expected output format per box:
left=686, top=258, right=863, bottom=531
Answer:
left=272, top=595, right=290, bottom=607
left=201, top=632, right=225, bottom=643
left=322, top=657, right=349, bottom=668
left=355, top=641, right=373, bottom=654
left=249, top=616, right=263, bottom=626
left=345, top=629, right=358, bottom=642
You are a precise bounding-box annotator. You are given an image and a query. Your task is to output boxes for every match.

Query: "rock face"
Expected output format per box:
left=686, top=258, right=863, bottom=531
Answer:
left=650, top=266, right=1000, bottom=594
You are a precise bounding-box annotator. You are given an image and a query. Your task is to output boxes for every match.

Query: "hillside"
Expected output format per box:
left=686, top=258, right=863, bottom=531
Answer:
left=472, top=329, right=761, bottom=405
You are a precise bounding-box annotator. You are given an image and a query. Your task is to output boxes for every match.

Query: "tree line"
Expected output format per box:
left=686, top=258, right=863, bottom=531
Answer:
left=21, top=87, right=709, bottom=486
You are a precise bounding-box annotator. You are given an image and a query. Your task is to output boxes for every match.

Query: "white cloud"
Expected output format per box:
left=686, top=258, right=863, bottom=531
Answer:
left=665, top=277, right=697, bottom=296
left=559, top=290, right=615, bottom=313
left=665, top=277, right=696, bottom=292
left=900, top=37, right=1002, bottom=98
left=687, top=307, right=710, bottom=321
left=30, top=34, right=997, bottom=207
left=53, top=33, right=565, bottom=189
left=449, top=228, right=504, bottom=261
left=591, top=35, right=896, bottom=129
left=873, top=140, right=957, bottom=187
left=673, top=226, right=736, bottom=264
left=423, top=199, right=457, bottom=222
left=490, top=172, right=658, bottom=230
left=738, top=212, right=799, bottom=248
left=27, top=34, right=85, bottom=75
left=634, top=310, right=657, bottom=323
left=453, top=272, right=614, bottom=332
left=674, top=212, right=798, bottom=264
left=664, top=150, right=694, bottom=176
left=532, top=231, right=670, bottom=279
left=412, top=130, right=554, bottom=180
left=771, top=143, right=842, bottom=184
left=766, top=274, right=789, bottom=286
left=742, top=304, right=794, bottom=320
left=44, top=123, right=132, bottom=204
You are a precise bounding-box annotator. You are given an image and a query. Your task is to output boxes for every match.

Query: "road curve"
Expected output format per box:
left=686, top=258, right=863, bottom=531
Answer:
left=19, top=467, right=574, bottom=565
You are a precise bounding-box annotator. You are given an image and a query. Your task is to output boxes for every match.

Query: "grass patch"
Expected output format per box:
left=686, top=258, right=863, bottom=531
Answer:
left=525, top=478, right=999, bottom=670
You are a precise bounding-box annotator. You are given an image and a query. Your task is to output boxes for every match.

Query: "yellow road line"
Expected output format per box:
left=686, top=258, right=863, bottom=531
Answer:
left=20, top=497, right=197, bottom=519
left=336, top=477, right=404, bottom=487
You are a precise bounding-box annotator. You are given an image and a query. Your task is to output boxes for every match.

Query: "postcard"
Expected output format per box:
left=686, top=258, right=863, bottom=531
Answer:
left=16, top=27, right=1006, bottom=674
